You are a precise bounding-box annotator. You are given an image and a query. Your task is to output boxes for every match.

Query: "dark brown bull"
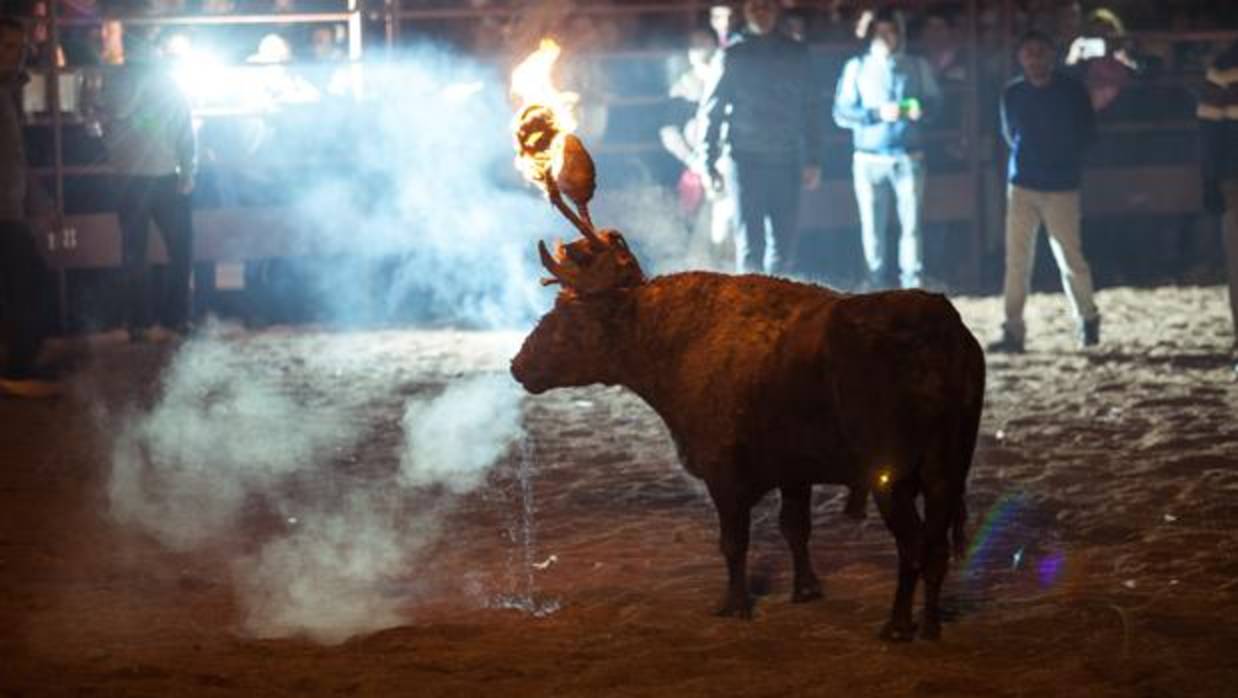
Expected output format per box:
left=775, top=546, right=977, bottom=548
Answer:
left=508, top=137, right=983, bottom=641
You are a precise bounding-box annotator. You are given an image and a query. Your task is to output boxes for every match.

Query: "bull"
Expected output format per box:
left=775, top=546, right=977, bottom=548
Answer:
left=509, top=146, right=984, bottom=642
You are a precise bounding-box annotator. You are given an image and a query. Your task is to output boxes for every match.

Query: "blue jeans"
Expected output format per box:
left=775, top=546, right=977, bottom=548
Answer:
left=852, top=151, right=925, bottom=288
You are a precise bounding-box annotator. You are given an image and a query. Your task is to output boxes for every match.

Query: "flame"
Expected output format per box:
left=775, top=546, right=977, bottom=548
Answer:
left=510, top=39, right=578, bottom=187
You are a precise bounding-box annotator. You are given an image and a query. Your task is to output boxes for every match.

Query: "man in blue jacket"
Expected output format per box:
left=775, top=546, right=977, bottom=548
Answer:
left=701, top=0, right=823, bottom=276
left=990, top=30, right=1100, bottom=353
left=833, top=7, right=941, bottom=291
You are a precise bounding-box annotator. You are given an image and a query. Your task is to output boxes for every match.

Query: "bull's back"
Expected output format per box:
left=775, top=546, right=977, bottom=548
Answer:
left=822, top=291, right=983, bottom=470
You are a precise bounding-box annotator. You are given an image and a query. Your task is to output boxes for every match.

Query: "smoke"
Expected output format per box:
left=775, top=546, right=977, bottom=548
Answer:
left=108, top=334, right=357, bottom=551
left=245, top=47, right=556, bottom=328
left=222, top=41, right=702, bottom=328
left=400, top=373, right=525, bottom=493
left=108, top=328, right=527, bottom=643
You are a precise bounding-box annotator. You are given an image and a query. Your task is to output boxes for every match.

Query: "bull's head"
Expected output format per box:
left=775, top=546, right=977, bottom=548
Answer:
left=511, top=141, right=647, bottom=394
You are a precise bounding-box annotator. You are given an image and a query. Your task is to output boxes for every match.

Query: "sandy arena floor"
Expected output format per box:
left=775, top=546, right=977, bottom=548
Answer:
left=2, top=285, right=1236, bottom=697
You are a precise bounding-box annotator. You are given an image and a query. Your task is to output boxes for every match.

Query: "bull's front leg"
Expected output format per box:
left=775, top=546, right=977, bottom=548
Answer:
left=709, top=483, right=754, bottom=618
left=779, top=484, right=822, bottom=603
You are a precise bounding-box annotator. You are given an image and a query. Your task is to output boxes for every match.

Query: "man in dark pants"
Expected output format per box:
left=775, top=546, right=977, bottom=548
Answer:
left=700, top=0, right=823, bottom=276
left=1198, top=41, right=1238, bottom=365
left=100, top=33, right=196, bottom=342
left=0, top=17, right=59, bottom=398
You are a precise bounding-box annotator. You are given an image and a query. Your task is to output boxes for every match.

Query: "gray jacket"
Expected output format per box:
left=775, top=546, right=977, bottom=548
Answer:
left=100, top=66, right=197, bottom=179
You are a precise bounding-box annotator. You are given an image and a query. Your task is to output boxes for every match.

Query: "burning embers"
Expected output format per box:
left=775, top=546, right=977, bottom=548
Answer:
left=510, top=39, right=644, bottom=296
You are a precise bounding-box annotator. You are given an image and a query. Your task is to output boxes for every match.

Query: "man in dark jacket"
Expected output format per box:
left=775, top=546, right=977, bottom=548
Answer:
left=833, top=7, right=942, bottom=291
left=0, top=17, right=59, bottom=398
left=99, top=32, right=197, bottom=342
left=700, top=0, right=823, bottom=276
left=1198, top=41, right=1238, bottom=356
left=990, top=31, right=1100, bottom=353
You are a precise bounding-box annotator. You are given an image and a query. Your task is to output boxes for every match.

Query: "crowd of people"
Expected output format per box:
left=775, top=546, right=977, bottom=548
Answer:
left=2, top=0, right=1237, bottom=398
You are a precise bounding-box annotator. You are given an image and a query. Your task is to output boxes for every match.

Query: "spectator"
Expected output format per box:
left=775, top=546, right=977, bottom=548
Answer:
left=700, top=0, right=823, bottom=276
left=0, top=17, right=60, bottom=397
left=26, top=0, right=64, bottom=68
left=1065, top=7, right=1137, bottom=112
left=709, top=4, right=739, bottom=49
left=833, top=7, right=941, bottom=290
left=98, top=18, right=124, bottom=66
left=920, top=11, right=965, bottom=83
left=1197, top=41, right=1238, bottom=356
left=990, top=31, right=1100, bottom=353
left=99, top=31, right=197, bottom=343
left=660, top=28, right=732, bottom=271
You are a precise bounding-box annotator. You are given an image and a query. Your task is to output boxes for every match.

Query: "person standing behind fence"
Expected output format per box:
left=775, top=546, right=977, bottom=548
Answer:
left=660, top=28, right=733, bottom=271
left=989, top=31, right=1100, bottom=354
left=700, top=0, right=823, bottom=276
left=0, top=17, right=60, bottom=398
left=1197, top=41, right=1238, bottom=357
left=833, top=7, right=941, bottom=291
left=100, top=32, right=197, bottom=343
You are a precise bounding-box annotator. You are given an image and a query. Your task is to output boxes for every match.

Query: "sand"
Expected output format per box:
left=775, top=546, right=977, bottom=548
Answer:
left=1, top=285, right=1236, bottom=698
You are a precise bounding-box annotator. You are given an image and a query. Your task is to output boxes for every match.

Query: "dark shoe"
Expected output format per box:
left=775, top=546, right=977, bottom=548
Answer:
left=1079, top=317, right=1100, bottom=348
left=986, top=331, right=1025, bottom=354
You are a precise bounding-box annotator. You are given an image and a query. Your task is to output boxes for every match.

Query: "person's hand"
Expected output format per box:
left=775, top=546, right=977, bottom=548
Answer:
left=905, top=101, right=923, bottom=121
left=707, top=165, right=725, bottom=194
left=879, top=102, right=902, bottom=122
left=1203, top=179, right=1225, bottom=216
left=801, top=165, right=821, bottom=191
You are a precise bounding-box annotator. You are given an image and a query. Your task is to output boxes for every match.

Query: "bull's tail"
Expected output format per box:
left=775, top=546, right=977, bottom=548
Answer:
left=951, top=498, right=969, bottom=560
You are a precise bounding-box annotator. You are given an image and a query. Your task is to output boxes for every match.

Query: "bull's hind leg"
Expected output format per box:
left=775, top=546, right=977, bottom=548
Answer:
left=844, top=483, right=869, bottom=519
left=709, top=483, right=755, bottom=618
left=919, top=484, right=958, bottom=641
left=873, top=477, right=923, bottom=642
left=779, top=484, right=822, bottom=603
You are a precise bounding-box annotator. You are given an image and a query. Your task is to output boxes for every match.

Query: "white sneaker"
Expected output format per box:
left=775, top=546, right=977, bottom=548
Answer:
left=0, top=377, right=64, bottom=399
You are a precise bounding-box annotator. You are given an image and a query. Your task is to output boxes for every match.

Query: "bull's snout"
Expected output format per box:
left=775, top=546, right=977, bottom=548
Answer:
left=509, top=354, right=550, bottom=395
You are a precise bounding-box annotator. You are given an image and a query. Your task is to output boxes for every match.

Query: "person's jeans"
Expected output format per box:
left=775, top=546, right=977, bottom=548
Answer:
left=853, top=151, right=925, bottom=289
left=1222, top=180, right=1238, bottom=342
left=731, top=154, right=802, bottom=275
left=1001, top=185, right=1099, bottom=340
left=0, top=220, right=49, bottom=378
left=117, top=175, right=195, bottom=332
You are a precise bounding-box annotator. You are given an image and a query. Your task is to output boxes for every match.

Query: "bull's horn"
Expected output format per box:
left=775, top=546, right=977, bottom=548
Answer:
left=538, top=240, right=565, bottom=279
left=545, top=174, right=602, bottom=246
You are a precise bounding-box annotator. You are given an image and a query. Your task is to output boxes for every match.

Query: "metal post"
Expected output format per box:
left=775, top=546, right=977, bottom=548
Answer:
left=49, top=0, right=68, bottom=332
left=965, top=0, right=982, bottom=292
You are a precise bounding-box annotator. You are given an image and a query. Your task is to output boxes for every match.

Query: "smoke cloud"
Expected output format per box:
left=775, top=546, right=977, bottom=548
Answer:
left=108, top=326, right=527, bottom=644
left=400, top=373, right=525, bottom=493
left=214, top=40, right=702, bottom=329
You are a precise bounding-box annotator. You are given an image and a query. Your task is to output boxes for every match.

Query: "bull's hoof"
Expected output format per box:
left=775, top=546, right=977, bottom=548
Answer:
left=714, top=594, right=754, bottom=619
left=879, top=620, right=918, bottom=643
left=790, top=577, right=823, bottom=603
left=920, top=620, right=942, bottom=641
